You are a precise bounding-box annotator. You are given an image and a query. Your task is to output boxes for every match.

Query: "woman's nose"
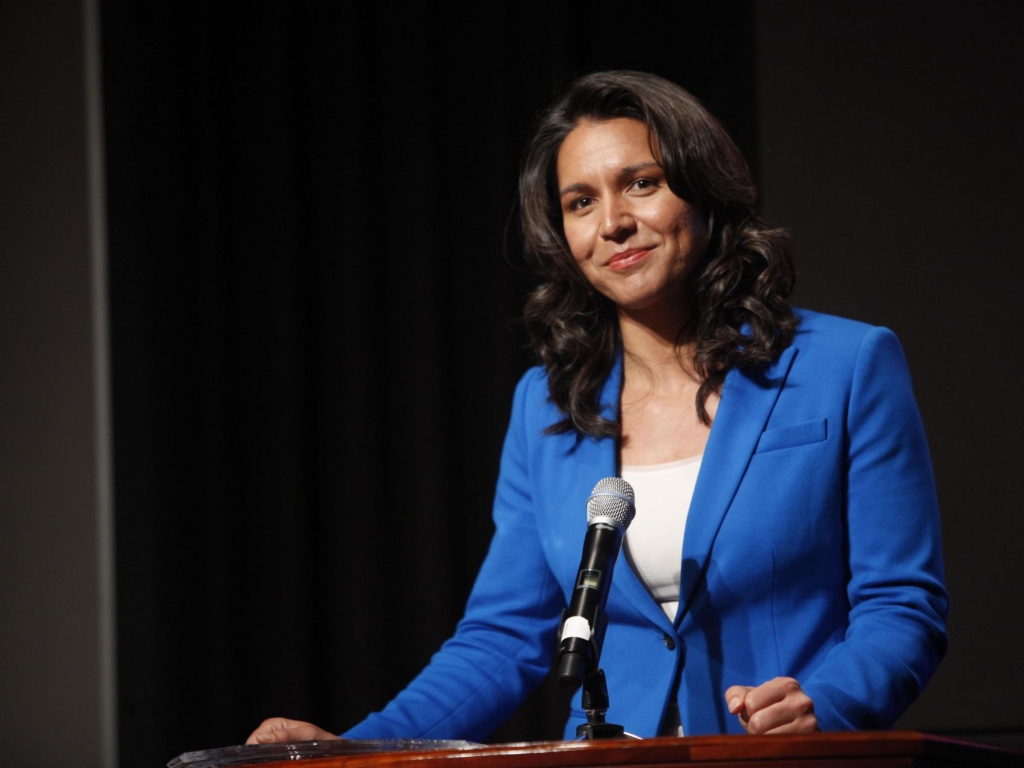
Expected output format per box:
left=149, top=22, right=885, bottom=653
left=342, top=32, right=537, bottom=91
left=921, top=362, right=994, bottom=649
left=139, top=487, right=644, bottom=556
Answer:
left=599, top=200, right=636, bottom=241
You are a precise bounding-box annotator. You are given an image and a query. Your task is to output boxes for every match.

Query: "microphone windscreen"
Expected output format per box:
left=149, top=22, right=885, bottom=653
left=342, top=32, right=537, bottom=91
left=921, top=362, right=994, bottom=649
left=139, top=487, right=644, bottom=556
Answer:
left=586, top=477, right=636, bottom=530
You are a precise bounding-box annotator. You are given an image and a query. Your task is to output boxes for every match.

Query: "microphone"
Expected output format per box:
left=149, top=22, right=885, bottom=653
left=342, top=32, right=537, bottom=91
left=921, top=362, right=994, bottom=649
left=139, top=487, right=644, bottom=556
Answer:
left=556, top=477, right=636, bottom=691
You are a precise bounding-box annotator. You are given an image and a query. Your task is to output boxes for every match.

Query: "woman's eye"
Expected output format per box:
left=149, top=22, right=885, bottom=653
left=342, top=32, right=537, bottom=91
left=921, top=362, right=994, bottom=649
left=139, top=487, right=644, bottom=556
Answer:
left=569, top=197, right=595, bottom=211
left=631, top=178, right=657, bottom=192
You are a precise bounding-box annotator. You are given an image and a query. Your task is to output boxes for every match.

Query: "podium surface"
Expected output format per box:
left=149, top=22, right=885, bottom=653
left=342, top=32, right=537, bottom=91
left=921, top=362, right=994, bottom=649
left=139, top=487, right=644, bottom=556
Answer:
left=172, top=732, right=1022, bottom=768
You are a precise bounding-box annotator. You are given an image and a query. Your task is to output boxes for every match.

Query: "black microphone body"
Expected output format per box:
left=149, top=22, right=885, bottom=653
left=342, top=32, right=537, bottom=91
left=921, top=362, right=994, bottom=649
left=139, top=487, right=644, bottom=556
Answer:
left=556, top=477, right=636, bottom=691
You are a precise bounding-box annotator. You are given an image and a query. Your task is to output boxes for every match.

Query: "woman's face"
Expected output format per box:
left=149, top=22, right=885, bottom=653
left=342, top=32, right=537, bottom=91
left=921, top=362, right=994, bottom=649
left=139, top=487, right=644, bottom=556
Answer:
left=556, top=118, right=707, bottom=316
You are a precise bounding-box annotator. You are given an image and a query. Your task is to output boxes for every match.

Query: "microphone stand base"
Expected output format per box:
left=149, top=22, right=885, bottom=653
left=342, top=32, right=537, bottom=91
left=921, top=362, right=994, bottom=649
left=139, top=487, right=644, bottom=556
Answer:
left=575, top=721, right=627, bottom=740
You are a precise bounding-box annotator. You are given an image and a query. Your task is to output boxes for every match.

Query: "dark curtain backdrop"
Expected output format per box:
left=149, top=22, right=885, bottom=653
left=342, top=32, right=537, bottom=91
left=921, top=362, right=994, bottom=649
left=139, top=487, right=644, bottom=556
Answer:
left=102, top=3, right=758, bottom=766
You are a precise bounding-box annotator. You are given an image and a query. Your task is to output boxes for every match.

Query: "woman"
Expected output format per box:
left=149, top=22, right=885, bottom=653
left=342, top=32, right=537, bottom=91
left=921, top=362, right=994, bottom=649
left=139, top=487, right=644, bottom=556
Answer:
left=248, top=71, right=948, bottom=743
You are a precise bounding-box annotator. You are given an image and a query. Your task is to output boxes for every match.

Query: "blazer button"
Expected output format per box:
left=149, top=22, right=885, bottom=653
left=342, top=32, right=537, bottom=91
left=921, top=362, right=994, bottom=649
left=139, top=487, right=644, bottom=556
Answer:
left=663, top=633, right=676, bottom=651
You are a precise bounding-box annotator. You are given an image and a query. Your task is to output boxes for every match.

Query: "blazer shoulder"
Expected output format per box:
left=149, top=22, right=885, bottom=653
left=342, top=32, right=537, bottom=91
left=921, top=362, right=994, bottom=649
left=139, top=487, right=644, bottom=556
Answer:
left=792, top=307, right=879, bottom=346
left=511, top=366, right=561, bottom=433
left=788, top=309, right=917, bottom=396
left=512, top=365, right=549, bottom=408
left=791, top=307, right=905, bottom=358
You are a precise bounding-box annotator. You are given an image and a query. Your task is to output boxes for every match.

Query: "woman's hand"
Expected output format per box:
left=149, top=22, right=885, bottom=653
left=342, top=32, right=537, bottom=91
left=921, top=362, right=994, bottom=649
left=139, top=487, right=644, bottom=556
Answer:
left=245, top=717, right=340, bottom=745
left=724, top=677, right=819, bottom=734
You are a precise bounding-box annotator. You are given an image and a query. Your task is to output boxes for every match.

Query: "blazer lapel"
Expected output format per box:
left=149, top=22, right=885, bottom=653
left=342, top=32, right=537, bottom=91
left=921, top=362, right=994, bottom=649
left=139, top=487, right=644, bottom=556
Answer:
left=616, top=540, right=680, bottom=631
left=676, top=346, right=798, bottom=624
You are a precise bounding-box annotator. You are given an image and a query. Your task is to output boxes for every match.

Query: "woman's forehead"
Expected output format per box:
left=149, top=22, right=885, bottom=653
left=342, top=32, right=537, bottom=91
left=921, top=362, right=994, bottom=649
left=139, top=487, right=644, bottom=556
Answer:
left=556, top=118, right=660, bottom=182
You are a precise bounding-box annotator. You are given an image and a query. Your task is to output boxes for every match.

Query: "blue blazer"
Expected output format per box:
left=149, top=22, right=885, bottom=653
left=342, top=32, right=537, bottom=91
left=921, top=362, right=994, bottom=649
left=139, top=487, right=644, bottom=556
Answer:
left=344, top=310, right=949, bottom=741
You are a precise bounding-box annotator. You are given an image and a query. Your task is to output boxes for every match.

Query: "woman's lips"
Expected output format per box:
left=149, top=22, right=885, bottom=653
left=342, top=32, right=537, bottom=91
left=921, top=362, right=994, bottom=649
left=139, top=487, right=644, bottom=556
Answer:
left=607, top=248, right=651, bottom=270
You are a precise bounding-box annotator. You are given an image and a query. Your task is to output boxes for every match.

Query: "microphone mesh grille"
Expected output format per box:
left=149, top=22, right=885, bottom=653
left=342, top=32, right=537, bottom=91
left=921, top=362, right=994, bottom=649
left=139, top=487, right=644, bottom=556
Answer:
left=586, top=477, right=636, bottom=530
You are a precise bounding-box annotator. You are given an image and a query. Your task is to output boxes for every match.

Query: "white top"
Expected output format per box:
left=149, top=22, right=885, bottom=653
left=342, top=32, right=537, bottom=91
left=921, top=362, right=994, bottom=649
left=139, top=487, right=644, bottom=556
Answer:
left=621, top=454, right=703, bottom=622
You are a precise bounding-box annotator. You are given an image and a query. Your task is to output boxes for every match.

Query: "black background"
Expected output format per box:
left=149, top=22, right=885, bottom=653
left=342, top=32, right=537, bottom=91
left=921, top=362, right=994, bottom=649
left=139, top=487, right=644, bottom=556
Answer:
left=98, top=2, right=1024, bottom=766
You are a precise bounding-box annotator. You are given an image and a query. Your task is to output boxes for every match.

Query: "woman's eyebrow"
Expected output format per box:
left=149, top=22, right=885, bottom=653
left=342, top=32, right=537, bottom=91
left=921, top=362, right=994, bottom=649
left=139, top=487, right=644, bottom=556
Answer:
left=559, top=181, right=590, bottom=198
left=617, top=161, right=661, bottom=179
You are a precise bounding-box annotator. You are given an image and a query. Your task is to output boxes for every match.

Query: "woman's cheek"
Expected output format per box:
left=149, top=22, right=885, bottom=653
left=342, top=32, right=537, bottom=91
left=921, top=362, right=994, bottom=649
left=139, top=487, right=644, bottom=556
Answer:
left=563, top=222, right=590, bottom=265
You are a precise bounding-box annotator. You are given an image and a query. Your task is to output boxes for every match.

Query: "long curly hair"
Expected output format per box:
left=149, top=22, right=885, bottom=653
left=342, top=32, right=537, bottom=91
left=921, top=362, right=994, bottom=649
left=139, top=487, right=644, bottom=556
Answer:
left=519, top=71, right=797, bottom=438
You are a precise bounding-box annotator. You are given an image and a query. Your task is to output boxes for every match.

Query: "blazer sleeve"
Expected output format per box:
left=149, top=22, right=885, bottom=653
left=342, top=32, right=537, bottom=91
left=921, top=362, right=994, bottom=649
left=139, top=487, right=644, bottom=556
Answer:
left=342, top=368, right=565, bottom=741
left=802, top=326, right=949, bottom=729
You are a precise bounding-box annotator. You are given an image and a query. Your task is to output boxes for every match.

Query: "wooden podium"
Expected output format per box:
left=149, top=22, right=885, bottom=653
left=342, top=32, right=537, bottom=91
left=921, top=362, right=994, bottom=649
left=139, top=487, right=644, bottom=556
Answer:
left=173, top=733, right=1022, bottom=768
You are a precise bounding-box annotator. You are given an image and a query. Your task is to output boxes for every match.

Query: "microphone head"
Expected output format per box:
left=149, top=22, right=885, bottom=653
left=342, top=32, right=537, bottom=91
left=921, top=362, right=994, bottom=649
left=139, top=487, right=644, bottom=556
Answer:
left=586, top=477, right=636, bottom=531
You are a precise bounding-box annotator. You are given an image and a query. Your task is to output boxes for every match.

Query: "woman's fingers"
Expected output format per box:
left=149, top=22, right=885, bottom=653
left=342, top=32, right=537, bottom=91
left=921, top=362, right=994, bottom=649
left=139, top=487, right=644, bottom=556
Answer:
left=723, top=677, right=818, bottom=735
left=245, top=717, right=339, bottom=745
left=725, top=685, right=753, bottom=715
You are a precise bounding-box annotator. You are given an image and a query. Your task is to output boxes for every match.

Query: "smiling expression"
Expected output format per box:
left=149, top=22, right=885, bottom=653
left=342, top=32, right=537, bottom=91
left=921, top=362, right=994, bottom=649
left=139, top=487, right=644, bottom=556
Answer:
left=556, top=118, right=708, bottom=317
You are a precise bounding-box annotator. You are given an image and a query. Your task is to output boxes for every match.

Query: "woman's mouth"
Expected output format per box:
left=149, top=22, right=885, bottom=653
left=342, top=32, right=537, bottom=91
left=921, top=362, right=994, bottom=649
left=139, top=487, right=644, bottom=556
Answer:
left=607, top=248, right=651, bottom=270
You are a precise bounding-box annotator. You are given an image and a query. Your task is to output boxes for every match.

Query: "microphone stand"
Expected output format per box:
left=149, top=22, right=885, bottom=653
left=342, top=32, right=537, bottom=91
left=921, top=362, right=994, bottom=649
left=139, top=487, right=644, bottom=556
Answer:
left=558, top=478, right=639, bottom=741
left=575, top=668, right=625, bottom=740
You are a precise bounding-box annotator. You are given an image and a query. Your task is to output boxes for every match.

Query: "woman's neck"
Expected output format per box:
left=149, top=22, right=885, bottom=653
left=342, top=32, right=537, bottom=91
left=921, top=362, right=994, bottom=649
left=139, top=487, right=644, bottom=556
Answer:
left=618, top=304, right=698, bottom=383
left=616, top=305, right=714, bottom=465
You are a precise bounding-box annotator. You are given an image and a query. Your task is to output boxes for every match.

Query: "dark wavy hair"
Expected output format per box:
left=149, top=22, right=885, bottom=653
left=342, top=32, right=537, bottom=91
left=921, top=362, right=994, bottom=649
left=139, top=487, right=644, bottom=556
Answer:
left=520, top=70, right=797, bottom=438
